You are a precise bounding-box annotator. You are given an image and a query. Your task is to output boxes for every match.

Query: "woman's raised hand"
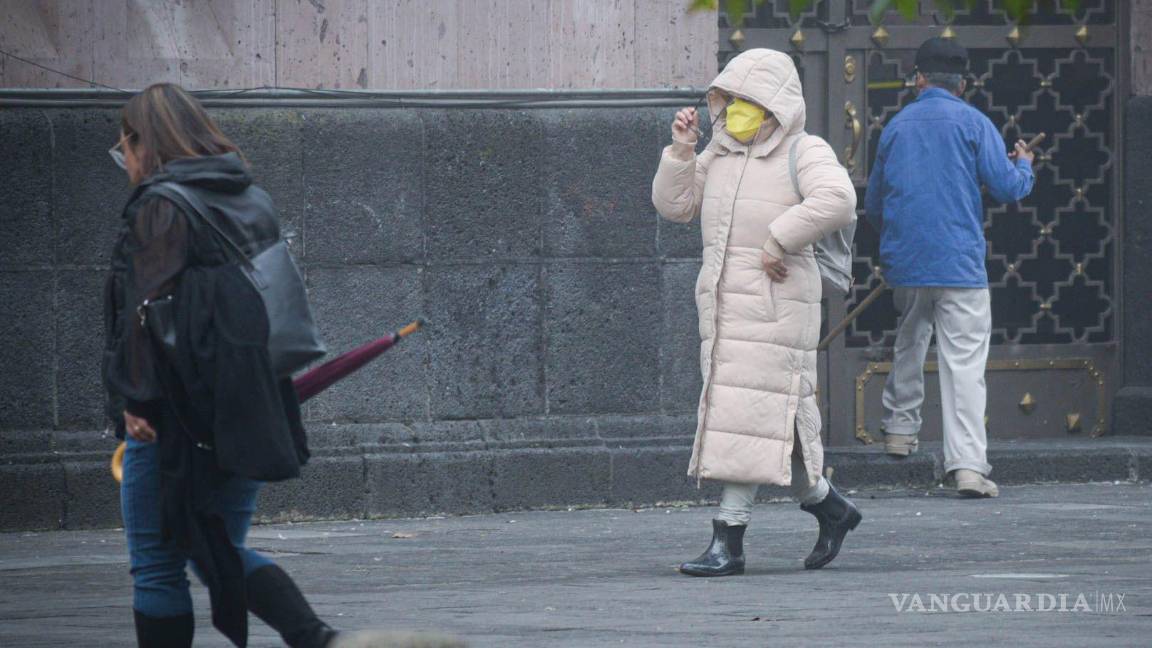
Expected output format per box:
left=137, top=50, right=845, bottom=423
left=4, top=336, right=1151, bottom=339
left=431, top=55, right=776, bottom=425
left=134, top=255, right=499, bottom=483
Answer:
left=672, top=107, right=700, bottom=143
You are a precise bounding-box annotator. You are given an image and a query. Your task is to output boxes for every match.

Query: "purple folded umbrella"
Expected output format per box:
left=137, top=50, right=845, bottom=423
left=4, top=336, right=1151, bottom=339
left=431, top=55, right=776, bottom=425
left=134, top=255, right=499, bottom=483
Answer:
left=293, top=319, right=424, bottom=402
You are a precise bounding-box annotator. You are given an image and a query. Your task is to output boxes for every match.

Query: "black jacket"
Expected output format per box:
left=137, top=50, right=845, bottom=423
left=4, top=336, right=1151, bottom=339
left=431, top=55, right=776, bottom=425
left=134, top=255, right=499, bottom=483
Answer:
left=104, top=153, right=282, bottom=425
left=102, top=153, right=309, bottom=647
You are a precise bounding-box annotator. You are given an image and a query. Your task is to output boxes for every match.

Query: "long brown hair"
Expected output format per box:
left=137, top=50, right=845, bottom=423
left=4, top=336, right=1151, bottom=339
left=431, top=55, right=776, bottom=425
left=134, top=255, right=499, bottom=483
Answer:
left=120, top=83, right=243, bottom=180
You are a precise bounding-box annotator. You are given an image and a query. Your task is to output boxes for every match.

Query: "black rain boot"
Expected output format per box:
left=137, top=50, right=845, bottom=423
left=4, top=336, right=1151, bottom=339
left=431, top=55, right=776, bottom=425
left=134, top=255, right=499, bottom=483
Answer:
left=133, top=610, right=194, bottom=648
left=678, top=519, right=746, bottom=577
left=246, top=564, right=338, bottom=648
left=800, top=484, right=862, bottom=570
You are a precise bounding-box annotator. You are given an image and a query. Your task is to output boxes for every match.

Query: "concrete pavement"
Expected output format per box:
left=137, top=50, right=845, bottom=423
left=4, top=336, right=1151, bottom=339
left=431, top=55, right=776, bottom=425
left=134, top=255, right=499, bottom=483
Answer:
left=1, top=483, right=1150, bottom=647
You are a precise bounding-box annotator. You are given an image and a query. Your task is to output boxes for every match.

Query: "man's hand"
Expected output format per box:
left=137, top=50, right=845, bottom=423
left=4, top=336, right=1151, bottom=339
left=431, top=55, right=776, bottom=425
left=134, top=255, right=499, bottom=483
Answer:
left=671, top=107, right=700, bottom=144
left=762, top=251, right=788, bottom=282
left=1008, top=139, right=1035, bottom=164
left=124, top=411, right=157, bottom=443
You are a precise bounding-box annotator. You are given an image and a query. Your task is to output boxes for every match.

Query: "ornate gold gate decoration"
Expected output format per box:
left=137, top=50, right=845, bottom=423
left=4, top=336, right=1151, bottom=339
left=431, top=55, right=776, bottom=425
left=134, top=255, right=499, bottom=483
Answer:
left=718, top=0, right=1124, bottom=444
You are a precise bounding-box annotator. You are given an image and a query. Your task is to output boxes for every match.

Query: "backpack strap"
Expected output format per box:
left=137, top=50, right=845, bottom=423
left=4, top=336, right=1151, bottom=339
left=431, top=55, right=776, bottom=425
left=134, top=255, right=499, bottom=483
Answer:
left=788, top=132, right=807, bottom=199
left=148, top=181, right=255, bottom=270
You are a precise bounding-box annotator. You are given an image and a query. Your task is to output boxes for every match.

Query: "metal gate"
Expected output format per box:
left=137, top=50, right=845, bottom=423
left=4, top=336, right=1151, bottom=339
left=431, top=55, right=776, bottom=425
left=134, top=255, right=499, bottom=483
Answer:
left=717, top=0, right=1125, bottom=446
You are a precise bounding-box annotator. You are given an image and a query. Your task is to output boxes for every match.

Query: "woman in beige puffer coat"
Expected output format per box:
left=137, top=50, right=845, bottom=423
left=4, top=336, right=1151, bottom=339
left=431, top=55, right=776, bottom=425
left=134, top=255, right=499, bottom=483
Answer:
left=652, top=49, right=862, bottom=577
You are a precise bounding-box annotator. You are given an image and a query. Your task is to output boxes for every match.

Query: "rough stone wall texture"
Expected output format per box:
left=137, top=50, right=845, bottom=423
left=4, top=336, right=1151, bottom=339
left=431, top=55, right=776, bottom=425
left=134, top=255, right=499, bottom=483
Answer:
left=1117, top=95, right=1152, bottom=435
left=1115, top=0, right=1152, bottom=434
left=0, top=104, right=704, bottom=432
left=0, top=0, right=718, bottom=90
left=0, top=104, right=716, bottom=528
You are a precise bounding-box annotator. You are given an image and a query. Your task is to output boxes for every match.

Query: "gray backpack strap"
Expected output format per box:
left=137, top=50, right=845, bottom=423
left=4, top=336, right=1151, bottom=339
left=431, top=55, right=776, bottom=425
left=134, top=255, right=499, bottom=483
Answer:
left=788, top=132, right=807, bottom=198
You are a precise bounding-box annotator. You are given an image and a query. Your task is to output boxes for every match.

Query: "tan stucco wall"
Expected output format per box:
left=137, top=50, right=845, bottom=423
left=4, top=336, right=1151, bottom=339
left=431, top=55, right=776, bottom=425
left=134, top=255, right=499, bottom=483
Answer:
left=0, top=0, right=718, bottom=91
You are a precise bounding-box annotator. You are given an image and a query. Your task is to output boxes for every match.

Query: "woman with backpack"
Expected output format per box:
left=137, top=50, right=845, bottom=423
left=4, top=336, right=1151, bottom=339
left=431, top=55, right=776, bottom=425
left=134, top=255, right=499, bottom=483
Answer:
left=103, top=83, right=462, bottom=648
left=651, top=49, right=863, bottom=577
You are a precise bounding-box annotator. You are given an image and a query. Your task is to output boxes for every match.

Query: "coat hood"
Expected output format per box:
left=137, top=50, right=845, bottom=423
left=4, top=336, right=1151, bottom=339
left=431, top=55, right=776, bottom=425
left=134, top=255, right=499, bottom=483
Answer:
left=142, top=152, right=253, bottom=194
left=707, top=49, right=806, bottom=154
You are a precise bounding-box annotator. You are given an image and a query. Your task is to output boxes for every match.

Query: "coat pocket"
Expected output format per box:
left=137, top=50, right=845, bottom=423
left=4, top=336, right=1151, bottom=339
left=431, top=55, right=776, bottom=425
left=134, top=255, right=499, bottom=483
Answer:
left=761, top=273, right=778, bottom=322
left=695, top=269, right=715, bottom=340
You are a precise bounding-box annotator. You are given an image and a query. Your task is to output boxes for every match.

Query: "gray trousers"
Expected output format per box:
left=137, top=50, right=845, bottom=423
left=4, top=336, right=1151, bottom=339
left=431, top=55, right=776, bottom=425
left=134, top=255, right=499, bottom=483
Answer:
left=716, top=450, right=829, bottom=526
left=882, top=287, right=992, bottom=476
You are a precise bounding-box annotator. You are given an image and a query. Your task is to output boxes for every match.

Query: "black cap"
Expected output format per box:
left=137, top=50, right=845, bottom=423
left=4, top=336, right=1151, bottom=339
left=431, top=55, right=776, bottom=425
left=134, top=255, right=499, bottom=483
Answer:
left=915, top=37, right=968, bottom=74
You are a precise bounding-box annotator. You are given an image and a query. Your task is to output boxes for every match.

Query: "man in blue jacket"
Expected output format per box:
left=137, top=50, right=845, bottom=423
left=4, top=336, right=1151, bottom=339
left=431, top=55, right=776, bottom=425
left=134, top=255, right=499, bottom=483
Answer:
left=865, top=37, right=1034, bottom=498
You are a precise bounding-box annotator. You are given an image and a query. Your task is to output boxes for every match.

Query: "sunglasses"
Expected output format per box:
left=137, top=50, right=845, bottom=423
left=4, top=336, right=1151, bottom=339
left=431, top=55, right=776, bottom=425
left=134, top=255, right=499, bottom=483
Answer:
left=109, top=134, right=131, bottom=170
left=689, top=93, right=715, bottom=139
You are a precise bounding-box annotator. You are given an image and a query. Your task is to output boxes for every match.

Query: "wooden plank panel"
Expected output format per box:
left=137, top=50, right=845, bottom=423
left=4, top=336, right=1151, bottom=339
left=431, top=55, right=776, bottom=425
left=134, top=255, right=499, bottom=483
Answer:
left=457, top=0, right=550, bottom=89
left=368, top=0, right=459, bottom=90
left=548, top=0, right=635, bottom=88
left=0, top=0, right=94, bottom=88
left=276, top=0, right=368, bottom=89
left=634, top=0, right=717, bottom=88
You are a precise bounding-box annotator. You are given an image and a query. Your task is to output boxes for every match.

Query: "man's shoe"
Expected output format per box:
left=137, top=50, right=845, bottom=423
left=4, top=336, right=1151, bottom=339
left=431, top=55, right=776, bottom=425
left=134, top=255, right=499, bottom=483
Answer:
left=954, top=469, right=999, bottom=498
left=327, top=630, right=467, bottom=648
left=678, top=519, right=746, bottom=577
left=884, top=433, right=919, bottom=457
left=800, top=484, right=862, bottom=570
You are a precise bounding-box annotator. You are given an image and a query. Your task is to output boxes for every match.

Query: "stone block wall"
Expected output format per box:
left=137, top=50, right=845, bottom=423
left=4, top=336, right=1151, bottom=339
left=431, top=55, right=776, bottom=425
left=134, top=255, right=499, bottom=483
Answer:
left=0, top=103, right=716, bottom=529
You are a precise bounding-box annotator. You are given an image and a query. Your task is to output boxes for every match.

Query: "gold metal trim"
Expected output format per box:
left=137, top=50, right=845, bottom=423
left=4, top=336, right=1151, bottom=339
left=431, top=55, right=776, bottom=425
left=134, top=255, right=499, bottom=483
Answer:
left=1019, top=392, right=1036, bottom=414
left=843, top=100, right=862, bottom=173
left=1066, top=412, right=1083, bottom=434
left=790, top=29, right=805, bottom=49
left=1075, top=25, right=1090, bottom=46
left=844, top=55, right=857, bottom=83
left=1007, top=26, right=1022, bottom=47
left=871, top=26, right=890, bottom=48
left=729, top=29, right=746, bottom=51
left=855, top=358, right=1108, bottom=441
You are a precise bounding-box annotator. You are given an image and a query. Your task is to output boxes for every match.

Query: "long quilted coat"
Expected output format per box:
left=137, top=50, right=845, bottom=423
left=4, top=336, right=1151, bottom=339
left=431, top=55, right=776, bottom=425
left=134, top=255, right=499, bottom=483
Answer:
left=651, top=49, right=856, bottom=487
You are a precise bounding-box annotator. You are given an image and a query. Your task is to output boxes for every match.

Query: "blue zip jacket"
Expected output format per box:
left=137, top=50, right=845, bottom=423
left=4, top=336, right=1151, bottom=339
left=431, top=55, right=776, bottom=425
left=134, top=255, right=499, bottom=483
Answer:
left=865, top=87, right=1035, bottom=287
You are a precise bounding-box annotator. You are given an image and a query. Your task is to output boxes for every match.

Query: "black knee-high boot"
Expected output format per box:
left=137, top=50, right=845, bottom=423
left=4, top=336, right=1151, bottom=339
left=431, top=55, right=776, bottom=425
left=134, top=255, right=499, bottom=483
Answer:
left=134, top=610, right=194, bottom=648
left=246, top=564, right=337, bottom=648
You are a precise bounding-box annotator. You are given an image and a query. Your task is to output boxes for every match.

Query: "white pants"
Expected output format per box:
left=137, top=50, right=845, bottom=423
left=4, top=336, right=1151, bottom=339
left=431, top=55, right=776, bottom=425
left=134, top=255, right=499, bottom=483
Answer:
left=882, top=287, right=992, bottom=476
left=716, top=451, right=829, bottom=526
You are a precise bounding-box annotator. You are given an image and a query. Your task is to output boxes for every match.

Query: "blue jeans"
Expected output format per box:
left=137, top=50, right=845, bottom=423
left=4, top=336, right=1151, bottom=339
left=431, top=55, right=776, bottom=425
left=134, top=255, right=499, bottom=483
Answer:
left=121, top=436, right=273, bottom=617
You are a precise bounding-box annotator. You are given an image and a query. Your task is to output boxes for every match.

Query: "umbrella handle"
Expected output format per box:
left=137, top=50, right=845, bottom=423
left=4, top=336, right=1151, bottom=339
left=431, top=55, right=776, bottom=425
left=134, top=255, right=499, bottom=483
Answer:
left=397, top=318, right=425, bottom=339
left=111, top=441, right=126, bottom=483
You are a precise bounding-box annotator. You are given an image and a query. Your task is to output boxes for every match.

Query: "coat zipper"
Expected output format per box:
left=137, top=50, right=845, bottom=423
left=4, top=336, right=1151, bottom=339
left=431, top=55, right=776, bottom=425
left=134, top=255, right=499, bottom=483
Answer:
left=694, top=147, right=755, bottom=484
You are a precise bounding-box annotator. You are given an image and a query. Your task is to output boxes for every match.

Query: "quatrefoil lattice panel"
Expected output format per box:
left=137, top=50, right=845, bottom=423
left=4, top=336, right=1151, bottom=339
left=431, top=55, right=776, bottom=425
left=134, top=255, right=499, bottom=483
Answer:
left=847, top=0, right=1116, bottom=26
left=845, top=44, right=1116, bottom=347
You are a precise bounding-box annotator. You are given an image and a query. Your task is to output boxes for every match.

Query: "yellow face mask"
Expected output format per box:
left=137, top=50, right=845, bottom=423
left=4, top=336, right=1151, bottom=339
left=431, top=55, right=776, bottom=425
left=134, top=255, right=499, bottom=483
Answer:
left=724, top=98, right=767, bottom=142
